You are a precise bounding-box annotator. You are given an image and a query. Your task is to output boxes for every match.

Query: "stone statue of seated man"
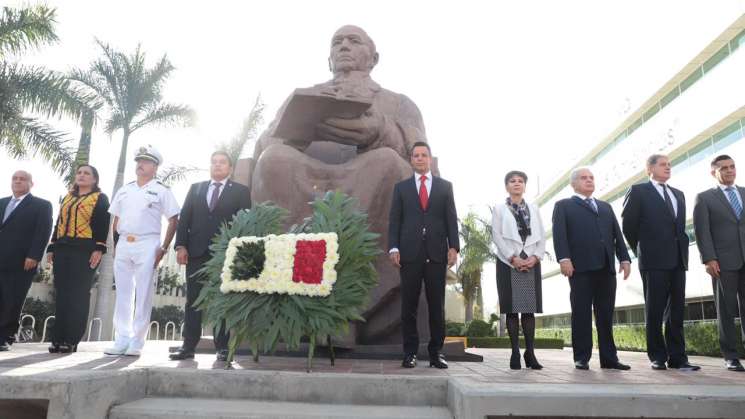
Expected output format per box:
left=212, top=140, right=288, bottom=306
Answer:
left=250, top=25, right=432, bottom=345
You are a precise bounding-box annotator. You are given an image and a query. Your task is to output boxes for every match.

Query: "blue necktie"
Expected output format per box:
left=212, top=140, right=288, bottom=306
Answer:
left=725, top=187, right=742, bottom=219
left=585, top=198, right=597, bottom=213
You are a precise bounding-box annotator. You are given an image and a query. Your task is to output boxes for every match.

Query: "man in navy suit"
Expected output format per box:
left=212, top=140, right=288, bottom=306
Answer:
left=622, top=154, right=699, bottom=371
left=170, top=151, right=251, bottom=361
left=552, top=167, right=631, bottom=370
left=0, top=171, right=52, bottom=351
left=388, top=141, right=459, bottom=369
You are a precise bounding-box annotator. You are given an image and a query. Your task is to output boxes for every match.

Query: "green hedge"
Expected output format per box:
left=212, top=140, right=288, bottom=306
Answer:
left=536, top=321, right=742, bottom=357
left=467, top=336, right=565, bottom=349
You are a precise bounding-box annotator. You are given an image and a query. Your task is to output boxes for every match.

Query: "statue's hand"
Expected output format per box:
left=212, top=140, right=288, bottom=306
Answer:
left=316, top=109, right=383, bottom=147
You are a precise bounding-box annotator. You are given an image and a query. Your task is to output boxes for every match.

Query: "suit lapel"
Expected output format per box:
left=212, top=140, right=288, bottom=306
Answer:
left=407, top=176, right=423, bottom=212
left=645, top=182, right=676, bottom=221
left=572, top=196, right=597, bottom=215
left=3, top=194, right=32, bottom=225
left=713, top=187, right=739, bottom=221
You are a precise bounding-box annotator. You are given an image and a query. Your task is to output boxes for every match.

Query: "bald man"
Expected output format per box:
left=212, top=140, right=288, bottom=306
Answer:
left=0, top=171, right=53, bottom=351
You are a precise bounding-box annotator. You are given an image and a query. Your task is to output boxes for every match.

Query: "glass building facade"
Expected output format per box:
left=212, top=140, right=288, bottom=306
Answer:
left=536, top=15, right=745, bottom=328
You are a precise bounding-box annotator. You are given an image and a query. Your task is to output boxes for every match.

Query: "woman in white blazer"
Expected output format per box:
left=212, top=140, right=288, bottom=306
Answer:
left=491, top=170, right=546, bottom=370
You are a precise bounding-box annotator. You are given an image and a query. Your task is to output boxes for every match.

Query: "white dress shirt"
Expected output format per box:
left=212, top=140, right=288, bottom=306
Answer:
left=109, top=179, right=180, bottom=237
left=389, top=171, right=433, bottom=254
left=206, top=178, right=228, bottom=206
left=651, top=179, right=678, bottom=217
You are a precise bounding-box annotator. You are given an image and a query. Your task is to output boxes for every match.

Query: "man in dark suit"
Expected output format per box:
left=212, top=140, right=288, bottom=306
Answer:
left=552, top=167, right=631, bottom=370
left=0, top=171, right=52, bottom=351
left=170, top=151, right=251, bottom=361
left=388, top=141, right=459, bottom=369
left=693, top=154, right=745, bottom=371
left=622, top=154, right=699, bottom=371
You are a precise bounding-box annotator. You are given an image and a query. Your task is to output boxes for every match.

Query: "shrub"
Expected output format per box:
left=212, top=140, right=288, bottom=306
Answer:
left=467, top=336, right=564, bottom=349
left=446, top=321, right=466, bottom=336
left=20, top=298, right=55, bottom=340
left=535, top=321, right=743, bottom=357
left=150, top=305, right=184, bottom=339
left=465, top=319, right=493, bottom=337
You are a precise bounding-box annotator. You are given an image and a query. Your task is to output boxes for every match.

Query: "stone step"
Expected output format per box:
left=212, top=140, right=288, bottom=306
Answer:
left=108, top=397, right=454, bottom=419
left=146, top=369, right=449, bottom=407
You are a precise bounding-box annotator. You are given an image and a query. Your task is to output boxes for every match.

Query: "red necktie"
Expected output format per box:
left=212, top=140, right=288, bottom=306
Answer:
left=419, top=175, right=428, bottom=210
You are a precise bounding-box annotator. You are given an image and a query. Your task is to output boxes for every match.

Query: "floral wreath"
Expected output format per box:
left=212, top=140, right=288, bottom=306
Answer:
left=195, top=191, right=380, bottom=369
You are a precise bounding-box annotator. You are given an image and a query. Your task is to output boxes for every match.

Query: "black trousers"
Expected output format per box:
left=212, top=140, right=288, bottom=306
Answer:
left=52, top=245, right=97, bottom=345
left=400, top=246, right=446, bottom=357
left=713, top=266, right=745, bottom=360
left=641, top=269, right=687, bottom=364
left=182, top=255, right=229, bottom=351
left=0, top=269, right=34, bottom=344
left=569, top=267, right=618, bottom=364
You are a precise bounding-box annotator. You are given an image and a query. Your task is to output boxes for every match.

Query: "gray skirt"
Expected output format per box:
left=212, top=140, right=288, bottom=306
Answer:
left=496, top=259, right=542, bottom=314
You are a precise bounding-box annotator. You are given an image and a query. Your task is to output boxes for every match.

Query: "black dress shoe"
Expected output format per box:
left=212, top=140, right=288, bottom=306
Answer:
left=429, top=354, right=448, bottom=369
left=668, top=361, right=700, bottom=371
left=169, top=348, right=195, bottom=360
left=651, top=360, right=667, bottom=370
left=48, top=343, right=60, bottom=353
left=574, top=360, right=589, bottom=370
left=216, top=349, right=229, bottom=362
left=402, top=354, right=417, bottom=368
left=725, top=359, right=745, bottom=371
left=0, top=342, right=10, bottom=352
left=58, top=343, right=77, bottom=353
left=601, top=361, right=631, bottom=370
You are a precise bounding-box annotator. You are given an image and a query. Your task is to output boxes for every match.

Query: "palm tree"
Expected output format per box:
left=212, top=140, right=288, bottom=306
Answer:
left=457, top=211, right=497, bottom=322
left=0, top=5, right=90, bottom=176
left=218, top=94, right=264, bottom=175
left=71, top=39, right=196, bottom=339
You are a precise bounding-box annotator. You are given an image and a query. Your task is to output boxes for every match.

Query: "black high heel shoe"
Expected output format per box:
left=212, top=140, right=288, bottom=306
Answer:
left=510, top=351, right=521, bottom=370
left=524, top=351, right=543, bottom=370
left=48, top=342, right=60, bottom=353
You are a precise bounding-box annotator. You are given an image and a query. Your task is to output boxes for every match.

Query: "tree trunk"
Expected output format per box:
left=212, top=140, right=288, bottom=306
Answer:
left=465, top=296, right=474, bottom=323
left=67, top=109, right=94, bottom=186
left=475, top=278, right=484, bottom=321
left=92, top=127, right=130, bottom=340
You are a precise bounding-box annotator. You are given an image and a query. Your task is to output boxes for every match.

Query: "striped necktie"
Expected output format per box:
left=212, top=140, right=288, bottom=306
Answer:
left=725, top=187, right=742, bottom=219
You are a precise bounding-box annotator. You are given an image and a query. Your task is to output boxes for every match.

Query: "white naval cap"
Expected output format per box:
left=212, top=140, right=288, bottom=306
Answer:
left=134, top=145, right=163, bottom=165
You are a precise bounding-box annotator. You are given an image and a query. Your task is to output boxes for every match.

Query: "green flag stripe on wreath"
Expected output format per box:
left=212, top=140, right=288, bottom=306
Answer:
left=194, top=191, right=380, bottom=370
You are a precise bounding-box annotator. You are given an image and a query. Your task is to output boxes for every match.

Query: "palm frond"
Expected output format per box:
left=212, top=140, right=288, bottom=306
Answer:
left=130, top=103, right=195, bottom=133
left=156, top=164, right=202, bottom=187
left=0, top=5, right=58, bottom=58
left=218, top=95, right=265, bottom=165
left=3, top=63, right=91, bottom=121
left=0, top=115, right=73, bottom=176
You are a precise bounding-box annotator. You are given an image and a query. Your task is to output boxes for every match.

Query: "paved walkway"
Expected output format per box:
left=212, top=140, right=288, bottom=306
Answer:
left=1, top=341, right=744, bottom=386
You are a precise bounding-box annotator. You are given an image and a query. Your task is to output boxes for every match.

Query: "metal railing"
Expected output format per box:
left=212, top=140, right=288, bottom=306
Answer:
left=40, top=315, right=55, bottom=342
left=86, top=318, right=102, bottom=341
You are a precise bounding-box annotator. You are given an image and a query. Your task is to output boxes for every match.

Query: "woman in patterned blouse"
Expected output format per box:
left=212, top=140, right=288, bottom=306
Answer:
left=47, top=165, right=110, bottom=353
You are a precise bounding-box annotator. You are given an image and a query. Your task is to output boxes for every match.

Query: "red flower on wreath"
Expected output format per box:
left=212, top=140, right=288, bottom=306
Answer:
left=292, top=240, right=327, bottom=284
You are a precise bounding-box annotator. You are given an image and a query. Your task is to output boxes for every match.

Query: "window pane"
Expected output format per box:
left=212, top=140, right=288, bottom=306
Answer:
left=680, top=67, right=703, bottom=93
left=660, top=87, right=680, bottom=109
left=643, top=103, right=661, bottom=122
left=713, top=120, right=743, bottom=151
left=703, top=44, right=730, bottom=74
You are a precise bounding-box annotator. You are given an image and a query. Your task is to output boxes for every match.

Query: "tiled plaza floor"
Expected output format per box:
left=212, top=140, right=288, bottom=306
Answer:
left=2, top=340, right=744, bottom=387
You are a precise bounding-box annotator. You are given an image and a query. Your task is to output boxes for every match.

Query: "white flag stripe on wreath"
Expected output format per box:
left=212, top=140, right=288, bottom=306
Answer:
left=220, top=233, right=339, bottom=296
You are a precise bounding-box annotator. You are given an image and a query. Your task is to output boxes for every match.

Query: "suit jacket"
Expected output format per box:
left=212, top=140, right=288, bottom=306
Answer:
left=693, top=186, right=745, bottom=271
left=621, top=182, right=689, bottom=271
left=174, top=180, right=251, bottom=259
left=552, top=196, right=630, bottom=274
left=0, top=194, right=53, bottom=271
left=388, top=175, right=459, bottom=264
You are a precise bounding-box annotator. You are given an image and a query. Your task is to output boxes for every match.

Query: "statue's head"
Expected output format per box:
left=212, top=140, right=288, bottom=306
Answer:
left=328, top=25, right=379, bottom=74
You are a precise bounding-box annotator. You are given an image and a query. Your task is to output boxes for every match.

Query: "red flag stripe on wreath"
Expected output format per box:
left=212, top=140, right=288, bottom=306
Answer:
left=220, top=233, right=339, bottom=297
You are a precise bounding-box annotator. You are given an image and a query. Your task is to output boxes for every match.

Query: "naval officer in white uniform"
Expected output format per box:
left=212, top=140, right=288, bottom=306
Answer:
left=106, top=145, right=179, bottom=356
